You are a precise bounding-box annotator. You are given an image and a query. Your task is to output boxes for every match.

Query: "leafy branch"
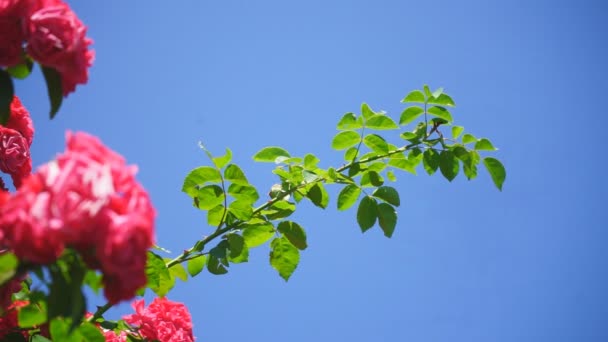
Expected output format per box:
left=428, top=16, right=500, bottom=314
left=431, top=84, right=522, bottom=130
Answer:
left=89, top=85, right=506, bottom=324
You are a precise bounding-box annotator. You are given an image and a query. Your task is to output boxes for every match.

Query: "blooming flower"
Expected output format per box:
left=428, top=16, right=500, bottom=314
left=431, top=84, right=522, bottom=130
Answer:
left=25, top=0, right=94, bottom=96
left=0, top=0, right=27, bottom=67
left=124, top=297, right=195, bottom=342
left=0, top=96, right=34, bottom=189
left=0, top=131, right=155, bottom=303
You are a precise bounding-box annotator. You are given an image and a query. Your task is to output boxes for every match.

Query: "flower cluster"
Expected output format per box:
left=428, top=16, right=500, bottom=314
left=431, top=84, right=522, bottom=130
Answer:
left=121, top=297, right=195, bottom=342
left=0, top=0, right=94, bottom=96
left=0, top=96, right=34, bottom=190
left=0, top=131, right=156, bottom=303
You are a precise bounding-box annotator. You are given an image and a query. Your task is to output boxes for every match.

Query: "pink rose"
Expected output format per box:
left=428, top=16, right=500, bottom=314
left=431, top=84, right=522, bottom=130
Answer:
left=0, top=0, right=27, bottom=67
left=124, top=298, right=195, bottom=342
left=25, top=1, right=94, bottom=96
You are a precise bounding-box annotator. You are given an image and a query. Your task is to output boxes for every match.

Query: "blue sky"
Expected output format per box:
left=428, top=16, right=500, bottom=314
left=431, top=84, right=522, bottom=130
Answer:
left=13, top=0, right=608, bottom=341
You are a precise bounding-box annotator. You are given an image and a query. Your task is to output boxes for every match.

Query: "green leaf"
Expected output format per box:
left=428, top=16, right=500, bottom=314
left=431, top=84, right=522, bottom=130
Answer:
left=372, top=186, right=400, bottom=206
left=78, top=322, right=105, bottom=342
left=462, top=133, right=477, bottom=144
left=439, top=150, right=459, bottom=181
left=401, top=90, right=425, bottom=103
left=195, top=184, right=224, bottom=210
left=83, top=270, right=102, bottom=294
left=423, top=85, right=433, bottom=98
left=331, top=131, right=361, bottom=150
left=344, top=147, right=359, bottom=161
left=431, top=87, right=444, bottom=98
left=270, top=237, right=300, bottom=281
left=242, top=222, right=275, bottom=248
left=31, top=335, right=52, bottom=342
left=167, top=262, right=188, bottom=282
left=304, top=154, right=320, bottom=169
left=360, top=170, right=384, bottom=187
left=483, top=157, right=506, bottom=191
left=182, top=167, right=222, bottom=197
left=366, top=114, right=399, bottom=130
left=361, top=103, right=375, bottom=119
left=277, top=221, right=308, bottom=250
left=145, top=252, right=174, bottom=297
left=452, top=126, right=464, bottom=139
left=228, top=200, right=253, bottom=221
left=363, top=134, right=389, bottom=153
left=377, top=203, right=397, bottom=238
left=388, top=157, right=417, bottom=175
left=41, top=65, right=63, bottom=119
left=427, top=93, right=455, bottom=107
left=50, top=319, right=80, bottom=342
left=0, top=69, right=14, bottom=125
left=463, top=150, right=480, bottom=180
left=387, top=170, right=397, bottom=182
left=208, top=241, right=230, bottom=275
left=475, top=138, right=498, bottom=151
left=306, top=183, right=329, bottom=209
left=253, top=146, right=291, bottom=162
left=337, top=112, right=363, bottom=130
left=207, top=204, right=225, bottom=226
left=211, top=148, right=232, bottom=169
left=337, top=184, right=361, bottom=211
left=0, top=252, right=17, bottom=285
left=18, top=303, right=47, bottom=327
left=187, top=255, right=207, bottom=276
left=228, top=183, right=259, bottom=204
left=224, top=164, right=249, bottom=185
left=227, top=234, right=249, bottom=263
left=399, top=106, right=424, bottom=125
left=263, top=200, right=296, bottom=220
left=427, top=106, right=453, bottom=123
left=357, top=196, right=378, bottom=232
left=422, top=149, right=440, bottom=175
left=7, top=59, right=34, bottom=80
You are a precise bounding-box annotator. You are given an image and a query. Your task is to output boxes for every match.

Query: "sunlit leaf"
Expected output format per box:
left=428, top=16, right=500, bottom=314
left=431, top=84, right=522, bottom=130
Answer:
left=427, top=106, right=453, bottom=122
left=401, top=90, right=425, bottom=103
left=462, top=133, right=477, bottom=144
left=242, top=222, right=275, bottom=248
left=366, top=114, right=399, bottom=130
left=363, top=134, right=389, bottom=153
left=483, top=157, right=506, bottom=191
left=475, top=138, right=498, bottom=151
left=270, top=237, right=300, bottom=281
left=452, top=126, right=464, bottom=139
left=337, top=184, right=361, bottom=211
left=187, top=255, right=207, bottom=276
left=337, top=112, right=363, bottom=130
left=253, top=147, right=291, bottom=162
left=212, top=148, right=232, bottom=169
left=399, top=106, right=424, bottom=125
left=182, top=167, right=222, bottom=197
left=332, top=131, right=361, bottom=150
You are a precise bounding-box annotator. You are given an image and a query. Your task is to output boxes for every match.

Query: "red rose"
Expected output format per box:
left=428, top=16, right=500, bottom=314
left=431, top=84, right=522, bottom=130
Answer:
left=25, top=1, right=94, bottom=96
